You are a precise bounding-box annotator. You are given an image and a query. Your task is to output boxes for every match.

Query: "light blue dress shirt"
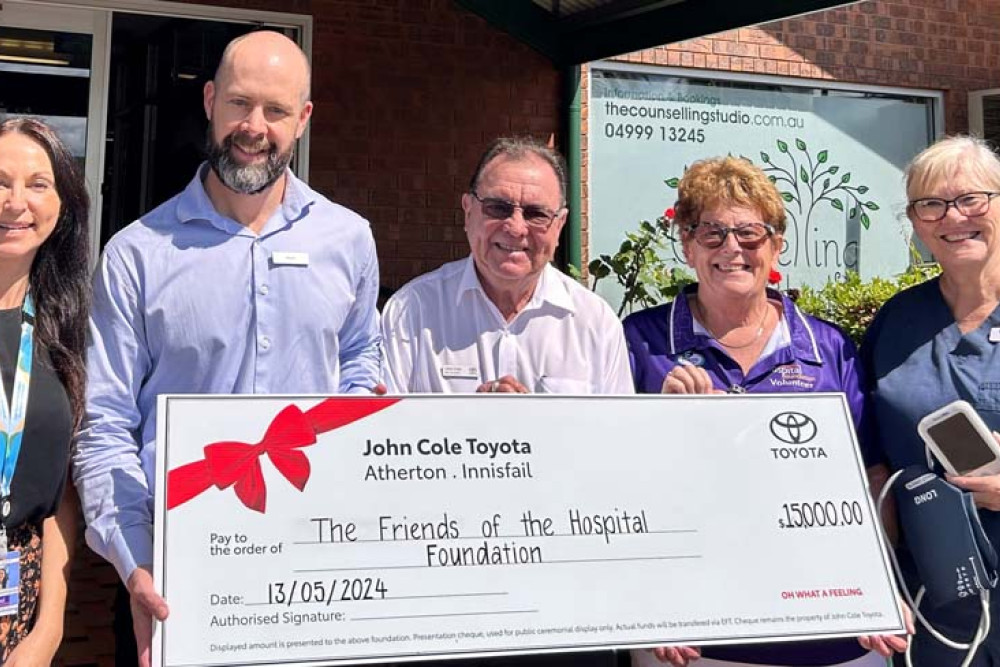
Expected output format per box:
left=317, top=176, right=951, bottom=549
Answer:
left=73, top=165, right=382, bottom=582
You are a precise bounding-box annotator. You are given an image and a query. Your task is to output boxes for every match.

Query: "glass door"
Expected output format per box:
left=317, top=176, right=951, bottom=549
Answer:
left=0, top=1, right=110, bottom=260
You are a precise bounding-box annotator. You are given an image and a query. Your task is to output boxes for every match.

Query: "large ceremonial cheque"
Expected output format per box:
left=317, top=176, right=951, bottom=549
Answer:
left=153, top=394, right=903, bottom=667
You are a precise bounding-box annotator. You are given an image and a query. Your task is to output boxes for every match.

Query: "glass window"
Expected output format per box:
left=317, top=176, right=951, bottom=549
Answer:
left=588, top=64, right=939, bottom=310
left=0, top=26, right=93, bottom=162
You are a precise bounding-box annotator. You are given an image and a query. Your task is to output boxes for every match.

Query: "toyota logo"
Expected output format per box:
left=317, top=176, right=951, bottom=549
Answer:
left=769, top=412, right=817, bottom=444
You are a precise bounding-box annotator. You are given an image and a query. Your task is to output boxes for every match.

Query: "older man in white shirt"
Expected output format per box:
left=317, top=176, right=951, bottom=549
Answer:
left=382, top=138, right=629, bottom=667
left=382, top=137, right=633, bottom=397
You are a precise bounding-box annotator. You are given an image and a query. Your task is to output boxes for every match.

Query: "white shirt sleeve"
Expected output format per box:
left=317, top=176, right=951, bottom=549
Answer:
left=380, top=292, right=417, bottom=395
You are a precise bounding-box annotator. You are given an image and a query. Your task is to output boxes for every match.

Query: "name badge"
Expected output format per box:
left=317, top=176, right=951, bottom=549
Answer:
left=990, top=328, right=1000, bottom=343
left=271, top=251, right=309, bottom=266
left=0, top=551, right=20, bottom=618
left=440, top=365, right=479, bottom=379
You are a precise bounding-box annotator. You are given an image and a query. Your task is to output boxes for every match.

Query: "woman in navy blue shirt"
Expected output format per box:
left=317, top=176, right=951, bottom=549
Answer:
left=862, top=135, right=1000, bottom=666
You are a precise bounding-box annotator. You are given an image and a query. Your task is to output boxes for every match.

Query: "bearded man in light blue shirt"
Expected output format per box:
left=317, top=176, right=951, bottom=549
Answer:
left=73, top=30, right=381, bottom=667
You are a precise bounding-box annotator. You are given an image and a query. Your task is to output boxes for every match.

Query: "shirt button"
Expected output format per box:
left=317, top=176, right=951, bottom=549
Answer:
left=259, top=336, right=271, bottom=350
left=259, top=284, right=269, bottom=295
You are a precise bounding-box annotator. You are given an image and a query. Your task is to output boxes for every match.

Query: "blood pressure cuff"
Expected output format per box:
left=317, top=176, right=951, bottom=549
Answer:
left=894, top=465, right=999, bottom=609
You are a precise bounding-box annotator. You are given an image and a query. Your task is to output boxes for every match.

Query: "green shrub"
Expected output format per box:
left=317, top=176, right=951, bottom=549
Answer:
left=570, top=219, right=695, bottom=317
left=575, top=222, right=939, bottom=337
left=793, top=264, right=941, bottom=344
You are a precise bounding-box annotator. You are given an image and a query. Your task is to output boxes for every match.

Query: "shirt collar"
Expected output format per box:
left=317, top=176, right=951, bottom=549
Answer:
left=455, top=257, right=576, bottom=314
left=668, top=283, right=823, bottom=364
left=174, top=163, right=314, bottom=233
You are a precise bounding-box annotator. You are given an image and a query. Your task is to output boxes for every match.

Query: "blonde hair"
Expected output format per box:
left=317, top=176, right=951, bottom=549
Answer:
left=673, top=156, right=786, bottom=234
left=905, top=136, right=1000, bottom=201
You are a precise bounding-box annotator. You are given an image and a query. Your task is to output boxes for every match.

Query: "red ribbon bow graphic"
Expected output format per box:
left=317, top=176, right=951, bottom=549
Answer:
left=167, top=398, right=398, bottom=513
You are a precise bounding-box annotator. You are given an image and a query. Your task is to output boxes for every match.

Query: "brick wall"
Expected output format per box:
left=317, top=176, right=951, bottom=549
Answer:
left=299, top=0, right=561, bottom=290
left=58, top=533, right=118, bottom=666
left=175, top=0, right=563, bottom=292
left=580, top=0, right=1000, bottom=261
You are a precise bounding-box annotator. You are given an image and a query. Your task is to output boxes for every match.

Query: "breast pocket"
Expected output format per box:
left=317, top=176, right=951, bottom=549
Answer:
left=977, top=382, right=1000, bottom=412
left=443, top=377, right=482, bottom=394
left=536, top=376, right=592, bottom=395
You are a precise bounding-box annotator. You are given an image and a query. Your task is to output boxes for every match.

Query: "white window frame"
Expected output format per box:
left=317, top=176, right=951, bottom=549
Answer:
left=25, top=0, right=314, bottom=179
left=970, top=88, right=1000, bottom=138
left=3, top=1, right=112, bottom=263
left=9, top=0, right=313, bottom=258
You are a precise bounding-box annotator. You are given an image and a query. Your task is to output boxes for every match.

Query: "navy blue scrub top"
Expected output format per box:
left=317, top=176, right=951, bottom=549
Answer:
left=861, top=276, right=1000, bottom=471
left=862, top=276, right=1000, bottom=633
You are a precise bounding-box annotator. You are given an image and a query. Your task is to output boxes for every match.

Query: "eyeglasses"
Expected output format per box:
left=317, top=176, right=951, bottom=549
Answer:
left=908, top=192, right=1000, bottom=222
left=469, top=191, right=563, bottom=229
left=685, top=221, right=775, bottom=249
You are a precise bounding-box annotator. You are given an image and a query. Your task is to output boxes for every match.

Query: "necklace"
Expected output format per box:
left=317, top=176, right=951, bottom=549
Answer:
left=694, top=298, right=770, bottom=350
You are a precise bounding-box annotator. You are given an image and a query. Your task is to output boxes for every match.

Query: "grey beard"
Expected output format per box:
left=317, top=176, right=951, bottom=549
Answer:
left=206, top=132, right=292, bottom=195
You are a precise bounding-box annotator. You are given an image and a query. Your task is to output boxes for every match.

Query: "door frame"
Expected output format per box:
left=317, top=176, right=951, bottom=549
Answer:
left=969, top=88, right=1000, bottom=138
left=2, top=1, right=112, bottom=262
left=9, top=0, right=312, bottom=257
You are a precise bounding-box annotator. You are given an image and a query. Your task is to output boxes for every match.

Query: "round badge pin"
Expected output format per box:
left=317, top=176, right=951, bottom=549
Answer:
left=1, top=499, right=10, bottom=519
left=683, top=352, right=705, bottom=367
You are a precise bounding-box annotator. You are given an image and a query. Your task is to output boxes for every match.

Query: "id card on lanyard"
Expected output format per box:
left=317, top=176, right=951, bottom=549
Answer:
left=0, top=294, right=35, bottom=615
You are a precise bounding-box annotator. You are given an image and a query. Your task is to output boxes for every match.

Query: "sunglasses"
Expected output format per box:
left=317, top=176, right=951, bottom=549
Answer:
left=470, top=191, right=563, bottom=229
left=685, top=221, right=776, bottom=249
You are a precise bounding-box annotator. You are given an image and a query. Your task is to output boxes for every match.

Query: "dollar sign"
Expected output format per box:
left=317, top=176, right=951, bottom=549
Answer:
left=778, top=519, right=785, bottom=529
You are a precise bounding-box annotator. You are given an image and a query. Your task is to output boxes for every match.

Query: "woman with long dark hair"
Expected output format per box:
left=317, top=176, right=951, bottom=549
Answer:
left=0, top=116, right=90, bottom=663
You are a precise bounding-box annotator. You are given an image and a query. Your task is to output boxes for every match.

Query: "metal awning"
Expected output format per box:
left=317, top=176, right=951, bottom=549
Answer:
left=455, top=0, right=858, bottom=66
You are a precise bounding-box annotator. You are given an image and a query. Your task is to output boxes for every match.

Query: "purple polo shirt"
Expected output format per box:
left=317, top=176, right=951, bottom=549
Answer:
left=624, top=285, right=865, bottom=431
left=623, top=285, right=868, bottom=665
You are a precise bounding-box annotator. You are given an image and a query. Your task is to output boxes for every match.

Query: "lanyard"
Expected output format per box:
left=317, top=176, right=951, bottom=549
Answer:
left=0, top=293, right=34, bottom=553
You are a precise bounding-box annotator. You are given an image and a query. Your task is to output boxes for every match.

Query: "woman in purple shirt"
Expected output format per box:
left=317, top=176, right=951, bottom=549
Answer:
left=623, top=157, right=905, bottom=667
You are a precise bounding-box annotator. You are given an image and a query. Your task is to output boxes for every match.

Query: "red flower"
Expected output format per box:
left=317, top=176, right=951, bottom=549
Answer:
left=663, top=207, right=675, bottom=219
left=768, top=269, right=782, bottom=285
